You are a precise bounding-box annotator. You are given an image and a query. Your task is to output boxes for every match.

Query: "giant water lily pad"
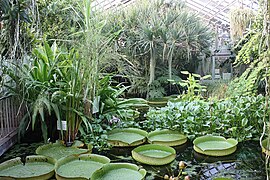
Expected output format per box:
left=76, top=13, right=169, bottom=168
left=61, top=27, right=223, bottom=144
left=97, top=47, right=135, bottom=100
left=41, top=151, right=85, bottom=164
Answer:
left=193, top=135, right=238, bottom=156
left=0, top=155, right=55, bottom=180
left=262, top=139, right=270, bottom=156
left=36, top=141, right=90, bottom=160
left=107, top=128, right=148, bottom=147
left=147, top=129, right=187, bottom=146
left=55, top=154, right=110, bottom=180
left=131, top=144, right=176, bottom=165
left=91, top=163, right=146, bottom=180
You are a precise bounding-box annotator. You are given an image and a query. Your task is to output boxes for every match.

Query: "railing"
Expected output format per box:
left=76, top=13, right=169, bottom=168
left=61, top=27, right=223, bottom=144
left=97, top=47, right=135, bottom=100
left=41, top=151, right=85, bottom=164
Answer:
left=0, top=96, right=25, bottom=155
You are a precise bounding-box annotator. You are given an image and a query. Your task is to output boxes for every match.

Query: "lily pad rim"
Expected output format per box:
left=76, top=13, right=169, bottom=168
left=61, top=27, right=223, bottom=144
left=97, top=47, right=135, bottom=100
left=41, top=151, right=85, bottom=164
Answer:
left=107, top=128, right=148, bottom=146
left=35, top=142, right=90, bottom=160
left=132, top=144, right=176, bottom=159
left=107, top=128, right=148, bottom=136
left=91, top=163, right=146, bottom=180
left=0, top=155, right=56, bottom=179
left=193, top=135, right=238, bottom=151
left=55, top=154, right=110, bottom=179
left=148, top=129, right=187, bottom=140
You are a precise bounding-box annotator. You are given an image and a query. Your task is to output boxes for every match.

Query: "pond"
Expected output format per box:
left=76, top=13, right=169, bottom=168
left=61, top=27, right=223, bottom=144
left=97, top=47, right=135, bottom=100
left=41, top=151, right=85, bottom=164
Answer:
left=0, top=140, right=266, bottom=179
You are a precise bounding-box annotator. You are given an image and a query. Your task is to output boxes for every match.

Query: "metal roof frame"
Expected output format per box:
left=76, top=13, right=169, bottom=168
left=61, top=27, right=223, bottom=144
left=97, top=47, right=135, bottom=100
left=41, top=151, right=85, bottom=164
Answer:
left=92, top=0, right=258, bottom=30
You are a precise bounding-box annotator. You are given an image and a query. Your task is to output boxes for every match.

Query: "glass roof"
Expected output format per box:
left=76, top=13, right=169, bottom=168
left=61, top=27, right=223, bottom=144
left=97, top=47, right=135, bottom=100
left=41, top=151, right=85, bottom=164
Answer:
left=92, top=0, right=258, bottom=29
left=185, top=0, right=258, bottom=28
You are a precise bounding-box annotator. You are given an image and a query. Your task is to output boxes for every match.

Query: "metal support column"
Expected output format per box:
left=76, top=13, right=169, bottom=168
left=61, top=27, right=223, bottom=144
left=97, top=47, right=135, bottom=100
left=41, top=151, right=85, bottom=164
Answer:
left=212, top=56, right=215, bottom=80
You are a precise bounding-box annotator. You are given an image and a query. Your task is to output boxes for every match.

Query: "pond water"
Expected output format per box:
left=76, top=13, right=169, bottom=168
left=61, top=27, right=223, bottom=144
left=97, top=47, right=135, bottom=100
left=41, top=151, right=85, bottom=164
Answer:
left=0, top=141, right=266, bottom=179
left=106, top=141, right=266, bottom=180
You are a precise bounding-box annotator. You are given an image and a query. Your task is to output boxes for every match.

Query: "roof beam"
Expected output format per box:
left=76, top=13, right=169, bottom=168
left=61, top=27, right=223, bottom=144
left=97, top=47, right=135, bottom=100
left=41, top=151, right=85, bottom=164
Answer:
left=186, top=1, right=230, bottom=24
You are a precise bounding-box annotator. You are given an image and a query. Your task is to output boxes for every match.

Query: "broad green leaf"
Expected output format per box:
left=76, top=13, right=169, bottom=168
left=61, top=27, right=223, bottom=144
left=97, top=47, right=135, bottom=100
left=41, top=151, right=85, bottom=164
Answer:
left=44, top=41, right=53, bottom=62
left=181, top=71, right=189, bottom=75
left=41, top=121, right=48, bottom=142
left=192, top=73, right=201, bottom=78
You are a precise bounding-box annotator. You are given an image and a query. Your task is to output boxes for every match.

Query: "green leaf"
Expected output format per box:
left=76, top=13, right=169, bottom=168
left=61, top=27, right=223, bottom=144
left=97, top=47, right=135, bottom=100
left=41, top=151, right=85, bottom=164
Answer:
left=241, top=118, right=248, bottom=127
left=181, top=71, right=189, bottom=75
left=33, top=48, right=48, bottom=63
left=202, top=75, right=211, bottom=80
left=51, top=41, right=58, bottom=61
left=44, top=41, right=53, bottom=62
left=41, top=121, right=48, bottom=142
left=192, top=73, right=201, bottom=78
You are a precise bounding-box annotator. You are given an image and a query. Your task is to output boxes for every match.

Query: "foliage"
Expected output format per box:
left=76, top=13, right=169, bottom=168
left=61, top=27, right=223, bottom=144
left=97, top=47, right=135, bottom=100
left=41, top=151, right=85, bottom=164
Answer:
left=1, top=0, right=146, bottom=147
left=36, top=0, right=81, bottom=42
left=228, top=3, right=269, bottom=96
left=148, top=69, right=181, bottom=99
left=93, top=75, right=148, bottom=121
left=3, top=40, right=66, bottom=142
left=0, top=0, right=32, bottom=61
left=229, top=8, right=254, bottom=41
left=50, top=48, right=91, bottom=145
left=3, top=40, right=92, bottom=145
left=104, top=0, right=213, bottom=97
left=204, top=81, right=229, bottom=99
left=169, top=71, right=211, bottom=100
left=80, top=75, right=148, bottom=150
left=144, top=95, right=266, bottom=142
left=79, top=117, right=112, bottom=151
left=73, top=0, right=126, bottom=116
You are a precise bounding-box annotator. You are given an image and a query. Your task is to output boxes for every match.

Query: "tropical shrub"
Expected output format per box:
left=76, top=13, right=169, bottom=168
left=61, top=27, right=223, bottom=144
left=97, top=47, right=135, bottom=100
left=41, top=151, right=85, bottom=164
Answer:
left=3, top=40, right=64, bottom=141
left=80, top=75, right=148, bottom=150
left=3, top=40, right=91, bottom=145
left=79, top=117, right=111, bottom=151
left=169, top=71, right=211, bottom=100
left=144, top=95, right=266, bottom=141
left=92, top=75, right=148, bottom=121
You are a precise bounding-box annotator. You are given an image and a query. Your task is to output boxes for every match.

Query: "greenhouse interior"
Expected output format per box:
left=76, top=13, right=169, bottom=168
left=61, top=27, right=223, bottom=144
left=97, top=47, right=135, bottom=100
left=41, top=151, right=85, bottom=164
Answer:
left=0, top=0, right=269, bottom=179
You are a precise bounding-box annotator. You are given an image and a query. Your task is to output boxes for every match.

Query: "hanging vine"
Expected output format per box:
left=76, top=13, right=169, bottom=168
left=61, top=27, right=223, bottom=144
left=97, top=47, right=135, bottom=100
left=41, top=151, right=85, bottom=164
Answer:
left=229, top=7, right=254, bottom=41
left=227, top=1, right=269, bottom=96
left=260, top=0, right=270, bottom=178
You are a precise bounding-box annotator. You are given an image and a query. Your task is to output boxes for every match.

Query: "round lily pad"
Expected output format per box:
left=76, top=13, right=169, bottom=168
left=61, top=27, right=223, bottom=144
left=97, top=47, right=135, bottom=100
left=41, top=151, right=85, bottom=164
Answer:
left=54, top=140, right=85, bottom=148
left=262, top=139, right=270, bottom=156
left=55, top=154, right=110, bottom=180
left=147, top=129, right=187, bottom=146
left=91, top=163, right=146, bottom=180
left=193, top=135, right=238, bottom=156
left=36, top=141, right=90, bottom=160
left=107, top=128, right=148, bottom=147
left=131, top=144, right=176, bottom=165
left=0, top=155, right=55, bottom=180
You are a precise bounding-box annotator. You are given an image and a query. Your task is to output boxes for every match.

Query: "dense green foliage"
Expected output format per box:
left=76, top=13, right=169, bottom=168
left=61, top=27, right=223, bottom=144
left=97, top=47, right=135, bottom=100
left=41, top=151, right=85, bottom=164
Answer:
left=3, top=40, right=90, bottom=143
left=144, top=96, right=266, bottom=142
left=37, top=0, right=80, bottom=41
left=227, top=4, right=270, bottom=97
left=0, top=0, right=32, bottom=60
left=1, top=0, right=268, bottom=159
left=169, top=71, right=211, bottom=100
left=104, top=0, right=213, bottom=98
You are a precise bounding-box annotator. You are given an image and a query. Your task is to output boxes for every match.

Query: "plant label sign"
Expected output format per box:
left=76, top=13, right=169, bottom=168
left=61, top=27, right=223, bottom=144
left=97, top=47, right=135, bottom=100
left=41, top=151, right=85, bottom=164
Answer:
left=57, top=120, right=67, bottom=131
